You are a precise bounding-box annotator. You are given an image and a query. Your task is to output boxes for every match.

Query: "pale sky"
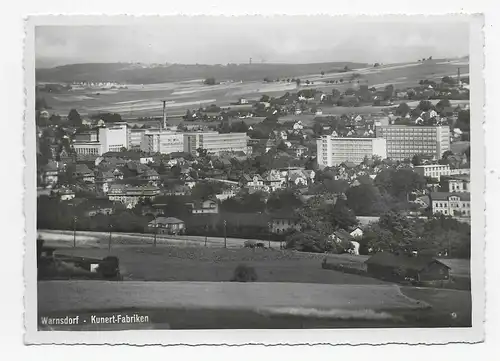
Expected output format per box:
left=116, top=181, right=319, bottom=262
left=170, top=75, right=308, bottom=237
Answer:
left=35, top=16, right=471, bottom=68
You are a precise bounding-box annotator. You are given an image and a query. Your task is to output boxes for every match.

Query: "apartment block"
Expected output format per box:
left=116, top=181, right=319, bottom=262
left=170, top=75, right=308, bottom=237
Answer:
left=140, top=130, right=184, bottom=154
left=316, top=136, right=387, bottom=167
left=375, top=125, right=450, bottom=161
left=183, top=132, right=248, bottom=155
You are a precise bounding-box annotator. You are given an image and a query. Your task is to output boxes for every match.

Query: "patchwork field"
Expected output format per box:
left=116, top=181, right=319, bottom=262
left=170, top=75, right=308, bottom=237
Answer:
left=39, top=59, right=468, bottom=119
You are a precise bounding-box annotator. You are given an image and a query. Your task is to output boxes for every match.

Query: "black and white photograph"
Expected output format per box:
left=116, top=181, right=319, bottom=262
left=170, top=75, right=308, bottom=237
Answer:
left=24, top=14, right=485, bottom=345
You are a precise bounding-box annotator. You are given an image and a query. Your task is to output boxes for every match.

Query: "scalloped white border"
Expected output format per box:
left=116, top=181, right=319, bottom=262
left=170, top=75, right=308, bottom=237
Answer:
left=22, top=14, right=485, bottom=346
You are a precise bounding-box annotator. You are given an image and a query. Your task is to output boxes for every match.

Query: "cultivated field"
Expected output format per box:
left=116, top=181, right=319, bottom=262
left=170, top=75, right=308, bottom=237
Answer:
left=40, top=59, right=468, bottom=119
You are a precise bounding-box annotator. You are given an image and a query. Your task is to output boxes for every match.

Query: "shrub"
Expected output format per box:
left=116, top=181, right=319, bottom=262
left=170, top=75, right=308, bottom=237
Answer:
left=98, top=256, right=120, bottom=278
left=231, top=264, right=258, bottom=282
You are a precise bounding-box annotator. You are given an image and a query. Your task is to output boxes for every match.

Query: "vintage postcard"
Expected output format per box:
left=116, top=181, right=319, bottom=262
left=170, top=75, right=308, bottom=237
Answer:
left=24, top=14, right=485, bottom=345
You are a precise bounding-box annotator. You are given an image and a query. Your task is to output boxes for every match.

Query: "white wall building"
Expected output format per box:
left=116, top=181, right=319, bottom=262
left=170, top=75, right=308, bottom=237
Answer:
left=183, top=132, right=248, bottom=155
left=317, top=136, right=387, bottom=167
left=413, top=164, right=451, bottom=181
left=375, top=125, right=450, bottom=161
left=140, top=130, right=184, bottom=154
left=73, top=123, right=128, bottom=156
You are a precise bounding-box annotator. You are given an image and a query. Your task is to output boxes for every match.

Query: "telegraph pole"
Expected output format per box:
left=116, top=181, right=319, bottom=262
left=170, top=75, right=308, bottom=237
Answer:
left=268, top=221, right=272, bottom=249
left=73, top=216, right=77, bottom=248
left=108, top=223, right=113, bottom=253
left=153, top=216, right=157, bottom=247
left=223, top=220, right=227, bottom=248
left=205, top=224, right=208, bottom=247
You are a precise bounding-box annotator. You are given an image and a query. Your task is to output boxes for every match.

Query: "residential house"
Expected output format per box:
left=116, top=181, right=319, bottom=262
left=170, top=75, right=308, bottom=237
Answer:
left=329, top=229, right=360, bottom=255
left=147, top=217, right=185, bottom=235
left=165, top=184, right=191, bottom=196
left=184, top=175, right=197, bottom=189
left=140, top=169, right=160, bottom=185
left=95, top=170, right=115, bottom=193
left=365, top=253, right=451, bottom=282
left=430, top=192, right=471, bottom=222
left=215, top=188, right=237, bottom=201
left=239, top=174, right=265, bottom=190
left=112, top=168, right=124, bottom=180
left=186, top=199, right=219, bottom=214
left=107, top=184, right=160, bottom=207
left=289, top=144, right=308, bottom=158
left=58, top=188, right=75, bottom=201
left=349, top=227, right=364, bottom=239
left=288, top=172, right=308, bottom=187
left=270, top=212, right=301, bottom=235
left=73, top=164, right=95, bottom=183
left=262, top=170, right=284, bottom=192
left=441, top=174, right=470, bottom=193
left=41, top=161, right=60, bottom=188
left=293, top=120, right=304, bottom=130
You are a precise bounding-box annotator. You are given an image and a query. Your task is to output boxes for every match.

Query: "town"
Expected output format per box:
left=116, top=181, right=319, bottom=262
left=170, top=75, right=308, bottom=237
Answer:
left=37, top=67, right=471, bottom=257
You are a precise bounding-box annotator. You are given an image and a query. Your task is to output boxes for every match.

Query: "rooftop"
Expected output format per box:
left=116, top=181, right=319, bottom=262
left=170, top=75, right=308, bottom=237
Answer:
left=365, top=252, right=450, bottom=271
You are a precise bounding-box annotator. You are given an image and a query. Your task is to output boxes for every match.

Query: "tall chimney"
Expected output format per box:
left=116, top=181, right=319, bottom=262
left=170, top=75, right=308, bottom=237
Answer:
left=457, top=67, right=461, bottom=86
left=162, top=100, right=167, bottom=129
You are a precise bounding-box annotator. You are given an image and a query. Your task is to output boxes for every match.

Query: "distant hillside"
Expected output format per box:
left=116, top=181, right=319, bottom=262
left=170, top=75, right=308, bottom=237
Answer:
left=35, top=62, right=370, bottom=84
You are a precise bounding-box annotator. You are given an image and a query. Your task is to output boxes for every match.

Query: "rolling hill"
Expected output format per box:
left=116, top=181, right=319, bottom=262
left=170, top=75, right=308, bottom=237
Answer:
left=35, top=62, right=370, bottom=84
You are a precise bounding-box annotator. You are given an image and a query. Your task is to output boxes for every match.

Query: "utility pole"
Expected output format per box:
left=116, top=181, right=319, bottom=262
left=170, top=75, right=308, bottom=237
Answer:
left=153, top=216, right=157, bottom=247
left=223, top=220, right=227, bottom=249
left=204, top=224, right=208, bottom=247
left=108, top=223, right=113, bottom=253
left=73, top=216, right=77, bottom=248
left=268, top=221, right=272, bottom=249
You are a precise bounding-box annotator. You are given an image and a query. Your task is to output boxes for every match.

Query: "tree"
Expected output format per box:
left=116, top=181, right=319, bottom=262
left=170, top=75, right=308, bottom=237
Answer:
left=305, top=80, right=310, bottom=85
left=312, top=122, right=323, bottom=136
left=326, top=199, right=358, bottom=231
left=442, top=150, right=454, bottom=160
left=374, top=63, right=380, bottom=67
left=428, top=56, right=433, bottom=60
left=344, top=65, right=350, bottom=72
left=456, top=110, right=470, bottom=132
left=339, top=79, right=344, bottom=83
left=67, top=109, right=82, bottom=127
left=321, top=71, right=325, bottom=77
left=260, top=94, right=270, bottom=103
left=375, top=168, right=426, bottom=200
left=204, top=77, right=216, bottom=85
left=276, top=141, right=288, bottom=152
left=436, top=99, right=451, bottom=110
left=346, top=184, right=387, bottom=216
left=266, top=190, right=302, bottom=212
left=417, top=100, right=434, bottom=112
left=295, top=79, right=301, bottom=86
left=395, top=102, right=411, bottom=116
left=411, top=154, right=424, bottom=166
left=441, top=76, right=456, bottom=85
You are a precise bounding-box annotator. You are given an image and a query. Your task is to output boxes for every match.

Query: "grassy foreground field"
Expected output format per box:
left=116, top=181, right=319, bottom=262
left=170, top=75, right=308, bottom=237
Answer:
left=37, top=281, right=470, bottom=329
left=53, top=245, right=387, bottom=284
left=40, top=229, right=470, bottom=279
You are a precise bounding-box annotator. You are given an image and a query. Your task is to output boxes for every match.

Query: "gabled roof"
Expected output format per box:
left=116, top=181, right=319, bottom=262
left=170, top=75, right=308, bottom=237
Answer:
left=365, top=252, right=450, bottom=272
left=333, top=229, right=354, bottom=242
left=150, top=217, right=184, bottom=225
left=430, top=192, right=470, bottom=202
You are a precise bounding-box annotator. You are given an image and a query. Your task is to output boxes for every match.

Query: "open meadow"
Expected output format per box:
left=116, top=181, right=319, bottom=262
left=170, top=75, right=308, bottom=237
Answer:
left=38, top=229, right=472, bottom=328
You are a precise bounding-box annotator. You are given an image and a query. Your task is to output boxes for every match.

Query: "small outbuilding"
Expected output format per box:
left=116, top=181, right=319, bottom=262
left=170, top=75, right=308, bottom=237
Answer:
left=364, top=252, right=451, bottom=282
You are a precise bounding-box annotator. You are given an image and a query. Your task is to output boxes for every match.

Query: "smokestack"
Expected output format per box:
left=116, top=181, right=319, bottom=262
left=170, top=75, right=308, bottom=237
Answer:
left=162, top=100, right=167, bottom=129
left=457, top=67, right=461, bottom=86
